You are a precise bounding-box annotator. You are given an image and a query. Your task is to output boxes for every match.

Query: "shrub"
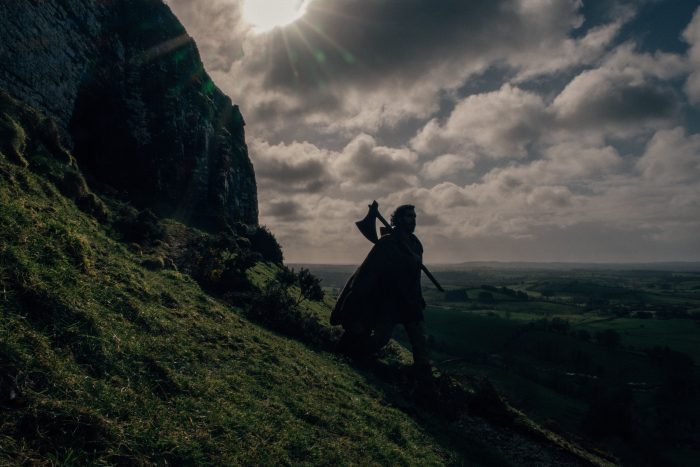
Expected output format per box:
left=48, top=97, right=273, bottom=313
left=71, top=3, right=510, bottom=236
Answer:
left=248, top=225, right=283, bottom=264
left=296, top=268, right=323, bottom=305
left=247, top=269, right=334, bottom=349
left=114, top=208, right=165, bottom=245
left=248, top=280, right=337, bottom=350
left=179, top=232, right=255, bottom=298
left=275, top=266, right=296, bottom=288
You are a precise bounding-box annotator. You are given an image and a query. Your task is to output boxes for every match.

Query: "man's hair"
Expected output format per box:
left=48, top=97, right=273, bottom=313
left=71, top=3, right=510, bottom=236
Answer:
left=390, top=204, right=415, bottom=227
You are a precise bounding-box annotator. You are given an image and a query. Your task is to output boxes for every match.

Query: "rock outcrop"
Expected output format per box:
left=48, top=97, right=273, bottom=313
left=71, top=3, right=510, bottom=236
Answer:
left=0, top=0, right=257, bottom=229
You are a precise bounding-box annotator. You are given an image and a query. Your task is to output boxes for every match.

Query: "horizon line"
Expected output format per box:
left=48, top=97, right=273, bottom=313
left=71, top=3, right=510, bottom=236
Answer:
left=287, top=260, right=700, bottom=266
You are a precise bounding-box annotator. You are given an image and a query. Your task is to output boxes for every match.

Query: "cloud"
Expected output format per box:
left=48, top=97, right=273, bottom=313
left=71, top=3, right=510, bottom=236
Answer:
left=410, top=42, right=687, bottom=163
left=468, top=142, right=621, bottom=205
left=603, top=43, right=688, bottom=81
left=166, top=0, right=700, bottom=263
left=636, top=127, right=700, bottom=184
left=525, top=185, right=573, bottom=208
left=260, top=0, right=581, bottom=93
left=172, top=0, right=597, bottom=135
left=377, top=139, right=626, bottom=243
left=547, top=40, right=689, bottom=136
left=411, top=84, right=548, bottom=159
left=264, top=199, right=310, bottom=221
left=332, top=134, right=419, bottom=190
left=422, top=154, right=476, bottom=180
left=251, top=135, right=421, bottom=198
left=683, top=6, right=700, bottom=104
left=542, top=142, right=623, bottom=179
left=249, top=138, right=334, bottom=193
left=512, top=13, right=629, bottom=82
left=552, top=63, right=680, bottom=132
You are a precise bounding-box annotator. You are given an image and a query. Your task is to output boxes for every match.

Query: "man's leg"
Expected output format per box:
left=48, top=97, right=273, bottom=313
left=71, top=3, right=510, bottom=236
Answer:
left=403, top=320, right=430, bottom=367
left=404, top=320, right=436, bottom=399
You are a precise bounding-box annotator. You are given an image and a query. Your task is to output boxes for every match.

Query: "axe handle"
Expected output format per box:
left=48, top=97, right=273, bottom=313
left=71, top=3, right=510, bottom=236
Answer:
left=375, top=211, right=445, bottom=292
left=419, top=264, right=445, bottom=292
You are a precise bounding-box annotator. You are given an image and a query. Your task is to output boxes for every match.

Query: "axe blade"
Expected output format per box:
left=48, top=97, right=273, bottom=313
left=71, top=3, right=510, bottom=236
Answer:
left=355, top=201, right=379, bottom=244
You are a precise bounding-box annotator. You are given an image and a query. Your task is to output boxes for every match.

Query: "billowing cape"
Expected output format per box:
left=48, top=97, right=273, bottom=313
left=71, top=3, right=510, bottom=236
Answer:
left=330, top=231, right=426, bottom=328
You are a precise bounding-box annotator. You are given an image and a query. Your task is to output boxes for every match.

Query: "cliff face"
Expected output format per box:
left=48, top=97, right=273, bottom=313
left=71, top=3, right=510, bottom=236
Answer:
left=0, top=0, right=258, bottom=228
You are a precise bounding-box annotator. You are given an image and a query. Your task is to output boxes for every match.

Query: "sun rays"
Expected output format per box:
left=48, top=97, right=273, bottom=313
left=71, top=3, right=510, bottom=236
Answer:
left=242, top=0, right=312, bottom=33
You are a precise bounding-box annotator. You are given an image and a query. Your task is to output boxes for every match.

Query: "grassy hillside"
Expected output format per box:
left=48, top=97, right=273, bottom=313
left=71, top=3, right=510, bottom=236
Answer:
left=0, top=93, right=611, bottom=465
left=0, top=98, right=449, bottom=464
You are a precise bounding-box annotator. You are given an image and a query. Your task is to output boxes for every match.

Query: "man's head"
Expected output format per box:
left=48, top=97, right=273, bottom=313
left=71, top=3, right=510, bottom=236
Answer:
left=390, top=204, right=416, bottom=234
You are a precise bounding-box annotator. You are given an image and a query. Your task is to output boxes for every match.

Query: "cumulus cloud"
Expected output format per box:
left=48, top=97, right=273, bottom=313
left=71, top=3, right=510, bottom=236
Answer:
left=264, top=199, right=310, bottom=221
left=525, top=185, right=573, bottom=208
left=410, top=41, right=688, bottom=164
left=547, top=40, right=689, bottom=135
left=422, top=154, right=476, bottom=180
left=170, top=0, right=597, bottom=135
left=260, top=0, right=581, bottom=92
left=637, top=127, right=700, bottom=184
left=551, top=60, right=680, bottom=132
left=332, top=134, right=419, bottom=190
left=411, top=84, right=548, bottom=159
left=468, top=142, right=621, bottom=206
left=250, top=138, right=333, bottom=193
left=542, top=142, right=623, bottom=179
left=378, top=138, right=627, bottom=245
left=683, top=6, right=700, bottom=104
left=512, top=13, right=629, bottom=82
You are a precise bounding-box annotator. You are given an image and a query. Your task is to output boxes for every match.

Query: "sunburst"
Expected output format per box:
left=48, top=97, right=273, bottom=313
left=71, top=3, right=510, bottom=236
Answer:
left=242, top=0, right=312, bottom=33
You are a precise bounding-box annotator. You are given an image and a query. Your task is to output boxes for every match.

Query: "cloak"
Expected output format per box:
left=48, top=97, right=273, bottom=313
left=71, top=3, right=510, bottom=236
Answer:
left=330, top=230, right=426, bottom=328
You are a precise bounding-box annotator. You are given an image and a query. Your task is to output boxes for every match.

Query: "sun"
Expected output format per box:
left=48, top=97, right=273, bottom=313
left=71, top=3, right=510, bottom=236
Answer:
left=242, top=0, right=311, bottom=33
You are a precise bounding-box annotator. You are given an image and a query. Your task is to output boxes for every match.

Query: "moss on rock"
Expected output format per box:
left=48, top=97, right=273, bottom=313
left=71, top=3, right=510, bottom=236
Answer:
left=0, top=113, right=27, bottom=167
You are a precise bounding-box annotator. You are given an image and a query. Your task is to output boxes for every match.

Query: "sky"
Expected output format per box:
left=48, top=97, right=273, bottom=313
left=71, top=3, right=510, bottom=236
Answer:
left=164, top=0, right=700, bottom=264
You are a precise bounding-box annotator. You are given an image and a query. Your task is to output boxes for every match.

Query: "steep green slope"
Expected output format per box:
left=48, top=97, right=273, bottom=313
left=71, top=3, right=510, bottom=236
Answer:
left=0, top=131, right=456, bottom=464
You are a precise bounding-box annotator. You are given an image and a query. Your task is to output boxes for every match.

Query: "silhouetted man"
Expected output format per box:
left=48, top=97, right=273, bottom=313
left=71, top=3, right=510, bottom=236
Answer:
left=331, top=205, right=432, bottom=381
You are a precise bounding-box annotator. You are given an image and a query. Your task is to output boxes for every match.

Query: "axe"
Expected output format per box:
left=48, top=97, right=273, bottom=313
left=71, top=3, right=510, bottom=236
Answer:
left=356, top=201, right=444, bottom=292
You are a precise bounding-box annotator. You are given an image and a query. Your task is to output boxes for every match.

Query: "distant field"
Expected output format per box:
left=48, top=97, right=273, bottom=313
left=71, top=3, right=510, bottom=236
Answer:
left=576, top=317, right=700, bottom=361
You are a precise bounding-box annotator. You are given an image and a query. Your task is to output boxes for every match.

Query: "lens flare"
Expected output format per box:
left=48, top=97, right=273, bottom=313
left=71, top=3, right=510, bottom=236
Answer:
left=242, top=0, right=311, bottom=33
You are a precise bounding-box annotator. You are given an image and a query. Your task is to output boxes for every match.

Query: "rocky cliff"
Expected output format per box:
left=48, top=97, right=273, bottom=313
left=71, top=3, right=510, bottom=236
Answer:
left=0, top=0, right=257, bottom=229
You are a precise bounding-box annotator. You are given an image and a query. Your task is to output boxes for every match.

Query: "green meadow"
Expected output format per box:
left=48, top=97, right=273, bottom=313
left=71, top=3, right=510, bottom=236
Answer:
left=422, top=269, right=700, bottom=466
